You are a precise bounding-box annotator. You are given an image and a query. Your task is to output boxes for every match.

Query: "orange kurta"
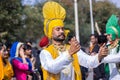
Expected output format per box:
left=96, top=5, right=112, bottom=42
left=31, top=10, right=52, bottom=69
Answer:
left=3, top=61, right=14, bottom=80
left=0, top=54, right=4, bottom=80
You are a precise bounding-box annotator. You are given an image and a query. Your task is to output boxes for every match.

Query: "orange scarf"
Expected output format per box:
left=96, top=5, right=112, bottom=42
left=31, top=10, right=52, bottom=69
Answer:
left=89, top=45, right=94, bottom=53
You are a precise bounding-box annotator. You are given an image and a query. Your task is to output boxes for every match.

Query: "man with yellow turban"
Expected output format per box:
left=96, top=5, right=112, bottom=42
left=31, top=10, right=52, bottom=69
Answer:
left=40, top=1, right=119, bottom=80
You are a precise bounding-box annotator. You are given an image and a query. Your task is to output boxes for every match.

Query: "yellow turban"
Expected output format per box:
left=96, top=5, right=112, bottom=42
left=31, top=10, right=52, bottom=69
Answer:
left=43, top=1, right=66, bottom=39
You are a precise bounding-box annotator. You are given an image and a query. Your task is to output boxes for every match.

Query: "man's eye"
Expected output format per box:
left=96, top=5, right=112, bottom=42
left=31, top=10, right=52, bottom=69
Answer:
left=61, top=28, right=64, bottom=30
left=56, top=28, right=60, bottom=31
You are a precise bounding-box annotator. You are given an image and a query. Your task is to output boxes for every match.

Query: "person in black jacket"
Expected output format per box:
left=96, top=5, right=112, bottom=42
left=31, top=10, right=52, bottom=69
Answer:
left=89, top=34, right=107, bottom=80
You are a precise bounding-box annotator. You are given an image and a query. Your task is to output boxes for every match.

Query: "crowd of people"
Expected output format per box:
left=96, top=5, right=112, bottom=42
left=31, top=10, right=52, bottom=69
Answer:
left=0, top=1, right=120, bottom=80
left=0, top=37, right=49, bottom=80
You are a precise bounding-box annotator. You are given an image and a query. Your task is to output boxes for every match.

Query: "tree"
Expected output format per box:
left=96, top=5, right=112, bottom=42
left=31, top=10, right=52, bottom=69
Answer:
left=0, top=0, right=44, bottom=43
left=51, top=0, right=120, bottom=46
left=19, top=5, right=44, bottom=42
left=93, top=1, right=120, bottom=33
left=0, top=0, right=23, bottom=42
left=1, top=0, right=120, bottom=47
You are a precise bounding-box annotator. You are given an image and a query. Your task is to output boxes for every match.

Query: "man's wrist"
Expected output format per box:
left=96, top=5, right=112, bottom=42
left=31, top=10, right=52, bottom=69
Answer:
left=98, top=54, right=103, bottom=62
left=66, top=51, right=73, bottom=61
left=68, top=50, right=73, bottom=56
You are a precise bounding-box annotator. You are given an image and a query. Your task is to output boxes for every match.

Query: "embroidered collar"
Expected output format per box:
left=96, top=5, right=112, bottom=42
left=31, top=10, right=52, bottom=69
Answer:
left=52, top=44, right=66, bottom=52
left=108, top=39, right=119, bottom=50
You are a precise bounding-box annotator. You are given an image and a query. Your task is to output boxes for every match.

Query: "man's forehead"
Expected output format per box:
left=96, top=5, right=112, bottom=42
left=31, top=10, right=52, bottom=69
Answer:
left=90, top=36, right=96, bottom=39
left=53, top=26, right=64, bottom=29
left=104, top=33, right=110, bottom=36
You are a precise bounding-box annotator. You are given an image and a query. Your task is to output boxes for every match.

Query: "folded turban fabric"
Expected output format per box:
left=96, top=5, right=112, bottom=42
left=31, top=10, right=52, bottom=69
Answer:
left=39, top=36, right=49, bottom=48
left=106, top=14, right=120, bottom=40
left=43, top=1, right=66, bottom=39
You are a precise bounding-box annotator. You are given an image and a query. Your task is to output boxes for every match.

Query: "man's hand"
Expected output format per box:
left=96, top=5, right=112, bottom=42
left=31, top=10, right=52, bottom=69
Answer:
left=68, top=37, right=80, bottom=56
left=98, top=43, right=108, bottom=62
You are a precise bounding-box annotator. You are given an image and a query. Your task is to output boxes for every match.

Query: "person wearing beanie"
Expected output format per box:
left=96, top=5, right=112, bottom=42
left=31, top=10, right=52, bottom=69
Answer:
left=39, top=1, right=120, bottom=80
left=104, top=14, right=120, bottom=80
left=39, top=36, right=49, bottom=48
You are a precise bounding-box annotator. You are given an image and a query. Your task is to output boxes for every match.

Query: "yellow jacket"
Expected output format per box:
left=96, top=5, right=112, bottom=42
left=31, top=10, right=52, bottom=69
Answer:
left=42, top=44, right=82, bottom=80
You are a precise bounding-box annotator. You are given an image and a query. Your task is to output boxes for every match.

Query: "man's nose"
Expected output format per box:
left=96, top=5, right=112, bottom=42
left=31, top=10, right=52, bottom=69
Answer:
left=60, top=29, right=64, bottom=33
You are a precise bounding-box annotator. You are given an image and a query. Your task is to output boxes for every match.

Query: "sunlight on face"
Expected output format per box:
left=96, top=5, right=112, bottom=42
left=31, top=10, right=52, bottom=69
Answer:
left=107, top=34, right=112, bottom=41
left=52, top=26, right=65, bottom=42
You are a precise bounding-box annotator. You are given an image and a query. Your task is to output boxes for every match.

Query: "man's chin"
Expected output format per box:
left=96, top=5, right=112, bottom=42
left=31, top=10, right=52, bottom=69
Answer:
left=59, top=37, right=65, bottom=41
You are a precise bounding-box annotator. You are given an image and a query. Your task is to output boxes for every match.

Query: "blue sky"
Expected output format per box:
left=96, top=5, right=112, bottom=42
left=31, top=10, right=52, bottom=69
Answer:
left=21, top=0, right=46, bottom=6
left=21, top=0, right=120, bottom=8
left=96, top=0, right=120, bottom=8
left=109, top=0, right=120, bottom=8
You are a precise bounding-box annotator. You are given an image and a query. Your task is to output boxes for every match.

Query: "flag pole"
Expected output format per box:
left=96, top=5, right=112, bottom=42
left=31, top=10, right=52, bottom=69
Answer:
left=74, top=0, right=80, bottom=42
left=89, top=0, right=94, bottom=34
